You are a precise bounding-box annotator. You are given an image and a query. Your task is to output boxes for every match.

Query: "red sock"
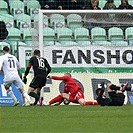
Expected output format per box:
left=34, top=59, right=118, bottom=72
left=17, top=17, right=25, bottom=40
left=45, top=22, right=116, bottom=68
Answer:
left=85, top=101, right=98, bottom=105
left=49, top=94, right=64, bottom=105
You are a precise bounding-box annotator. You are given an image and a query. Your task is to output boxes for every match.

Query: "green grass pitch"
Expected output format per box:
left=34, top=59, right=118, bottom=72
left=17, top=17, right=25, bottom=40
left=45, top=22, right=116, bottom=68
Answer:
left=0, top=105, right=133, bottom=133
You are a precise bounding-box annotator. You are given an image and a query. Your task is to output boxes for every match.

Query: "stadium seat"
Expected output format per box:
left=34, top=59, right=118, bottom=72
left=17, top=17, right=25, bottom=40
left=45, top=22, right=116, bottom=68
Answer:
left=67, top=14, right=83, bottom=33
left=1, top=14, right=14, bottom=28
left=108, top=27, right=124, bottom=44
left=43, top=27, right=55, bottom=45
left=7, top=27, right=21, bottom=45
left=34, top=14, right=49, bottom=28
left=91, top=27, right=107, bottom=43
left=46, top=41, right=61, bottom=46
left=99, top=0, right=106, bottom=9
left=10, top=0, right=24, bottom=17
left=23, top=28, right=38, bottom=45
left=63, top=41, right=78, bottom=45
left=16, top=14, right=31, bottom=33
left=112, top=41, right=128, bottom=46
left=50, top=14, right=65, bottom=32
left=114, top=1, right=121, bottom=8
left=78, top=41, right=92, bottom=45
left=125, top=27, right=133, bottom=46
left=26, top=0, right=41, bottom=15
left=0, top=0, right=9, bottom=14
left=57, top=27, right=73, bottom=44
left=74, top=27, right=90, bottom=44
left=93, top=41, right=112, bottom=46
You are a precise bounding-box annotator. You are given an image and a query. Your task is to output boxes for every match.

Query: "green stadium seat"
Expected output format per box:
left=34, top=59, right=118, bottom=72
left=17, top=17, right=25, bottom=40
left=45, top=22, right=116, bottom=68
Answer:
left=57, top=27, right=73, bottom=44
left=93, top=41, right=112, bottom=46
left=113, top=41, right=128, bottom=46
left=0, top=0, right=9, bottom=14
left=99, top=0, right=106, bottom=9
left=7, top=27, right=21, bottom=45
left=23, top=28, right=38, bottom=45
left=16, top=14, right=31, bottom=33
left=91, top=27, right=107, bottom=43
left=67, top=14, right=83, bottom=33
left=108, top=27, right=124, bottom=44
left=10, top=0, right=24, bottom=16
left=26, top=0, right=41, bottom=15
left=74, top=27, right=90, bottom=44
left=125, top=27, right=133, bottom=46
left=34, top=14, right=49, bottom=27
left=63, top=41, right=78, bottom=45
left=43, top=27, right=55, bottom=45
left=79, top=41, right=92, bottom=45
left=1, top=14, right=14, bottom=28
left=50, top=14, right=65, bottom=32
left=46, top=41, right=61, bottom=46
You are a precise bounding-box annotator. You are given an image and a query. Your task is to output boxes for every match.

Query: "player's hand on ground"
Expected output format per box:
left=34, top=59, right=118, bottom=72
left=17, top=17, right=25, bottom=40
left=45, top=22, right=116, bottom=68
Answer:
left=23, top=76, right=27, bottom=84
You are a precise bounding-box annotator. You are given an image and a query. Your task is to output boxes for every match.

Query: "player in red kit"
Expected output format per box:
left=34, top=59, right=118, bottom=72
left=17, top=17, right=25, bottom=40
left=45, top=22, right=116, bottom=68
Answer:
left=47, top=73, right=98, bottom=106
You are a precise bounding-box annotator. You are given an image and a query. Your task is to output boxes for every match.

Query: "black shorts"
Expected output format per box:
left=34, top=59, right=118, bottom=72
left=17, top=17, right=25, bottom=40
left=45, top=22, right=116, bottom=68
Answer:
left=29, top=74, right=47, bottom=89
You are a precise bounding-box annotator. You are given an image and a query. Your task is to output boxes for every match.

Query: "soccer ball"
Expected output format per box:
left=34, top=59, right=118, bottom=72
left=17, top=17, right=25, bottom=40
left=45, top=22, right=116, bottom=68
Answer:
left=63, top=99, right=70, bottom=105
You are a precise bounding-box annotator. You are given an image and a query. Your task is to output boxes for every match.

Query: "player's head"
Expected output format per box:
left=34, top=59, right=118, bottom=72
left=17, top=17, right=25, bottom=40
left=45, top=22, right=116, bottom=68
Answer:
left=64, top=73, right=71, bottom=77
left=3, top=46, right=10, bottom=54
left=34, top=49, right=40, bottom=56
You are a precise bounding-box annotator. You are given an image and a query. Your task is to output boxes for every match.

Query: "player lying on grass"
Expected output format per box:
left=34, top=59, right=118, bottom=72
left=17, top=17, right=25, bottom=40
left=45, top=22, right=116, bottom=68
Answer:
left=96, top=82, right=133, bottom=106
left=47, top=73, right=98, bottom=106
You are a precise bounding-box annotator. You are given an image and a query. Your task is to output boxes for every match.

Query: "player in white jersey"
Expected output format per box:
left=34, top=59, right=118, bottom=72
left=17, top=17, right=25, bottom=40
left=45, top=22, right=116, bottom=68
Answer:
left=0, top=46, right=33, bottom=106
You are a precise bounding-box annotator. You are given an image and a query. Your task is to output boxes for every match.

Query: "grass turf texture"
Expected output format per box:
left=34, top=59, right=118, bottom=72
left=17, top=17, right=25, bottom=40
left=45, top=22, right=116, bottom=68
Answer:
left=0, top=105, right=133, bottom=133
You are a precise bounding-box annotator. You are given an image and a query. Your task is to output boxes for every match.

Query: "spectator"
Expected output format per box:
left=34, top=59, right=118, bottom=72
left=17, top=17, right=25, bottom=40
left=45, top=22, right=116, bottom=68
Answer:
left=103, top=0, right=117, bottom=25
left=117, top=0, right=133, bottom=9
left=117, top=0, right=133, bottom=22
left=38, top=0, right=63, bottom=10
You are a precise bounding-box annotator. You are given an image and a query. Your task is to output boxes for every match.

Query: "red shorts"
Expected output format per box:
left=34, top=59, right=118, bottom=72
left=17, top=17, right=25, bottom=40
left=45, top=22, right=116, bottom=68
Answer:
left=69, top=90, right=84, bottom=103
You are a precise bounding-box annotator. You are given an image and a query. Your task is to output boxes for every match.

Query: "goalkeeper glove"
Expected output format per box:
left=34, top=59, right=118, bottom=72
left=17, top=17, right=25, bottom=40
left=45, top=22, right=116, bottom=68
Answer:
left=23, top=76, right=27, bottom=84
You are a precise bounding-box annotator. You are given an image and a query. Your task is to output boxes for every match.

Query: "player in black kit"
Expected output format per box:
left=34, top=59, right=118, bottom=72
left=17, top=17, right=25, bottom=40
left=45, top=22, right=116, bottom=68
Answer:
left=23, top=49, right=51, bottom=106
left=96, top=82, right=130, bottom=106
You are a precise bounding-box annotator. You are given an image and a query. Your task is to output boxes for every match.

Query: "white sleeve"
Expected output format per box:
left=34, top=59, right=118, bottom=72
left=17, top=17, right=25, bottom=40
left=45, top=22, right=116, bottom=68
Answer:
left=15, top=57, right=21, bottom=70
left=0, top=56, right=3, bottom=71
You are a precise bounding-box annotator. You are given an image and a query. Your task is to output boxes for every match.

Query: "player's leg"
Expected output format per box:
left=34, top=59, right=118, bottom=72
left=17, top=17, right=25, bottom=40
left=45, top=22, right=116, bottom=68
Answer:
left=4, top=81, right=19, bottom=106
left=49, top=94, right=64, bottom=105
left=14, top=77, right=33, bottom=105
left=107, top=83, right=121, bottom=91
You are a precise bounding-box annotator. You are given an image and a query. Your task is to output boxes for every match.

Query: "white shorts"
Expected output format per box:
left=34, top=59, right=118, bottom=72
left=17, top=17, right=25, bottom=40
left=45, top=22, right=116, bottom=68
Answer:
left=4, top=74, right=24, bottom=89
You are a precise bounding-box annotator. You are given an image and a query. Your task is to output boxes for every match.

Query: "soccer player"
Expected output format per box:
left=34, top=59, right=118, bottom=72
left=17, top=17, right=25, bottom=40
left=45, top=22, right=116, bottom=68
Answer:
left=23, top=49, right=51, bottom=106
left=95, top=82, right=132, bottom=106
left=47, top=73, right=98, bottom=106
left=0, top=46, right=33, bottom=106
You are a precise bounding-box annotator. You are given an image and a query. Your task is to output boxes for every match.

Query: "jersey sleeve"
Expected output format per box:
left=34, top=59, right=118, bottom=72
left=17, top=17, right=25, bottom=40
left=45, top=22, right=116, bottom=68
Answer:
left=0, top=56, right=3, bottom=71
left=51, top=75, right=69, bottom=81
left=44, top=59, right=51, bottom=75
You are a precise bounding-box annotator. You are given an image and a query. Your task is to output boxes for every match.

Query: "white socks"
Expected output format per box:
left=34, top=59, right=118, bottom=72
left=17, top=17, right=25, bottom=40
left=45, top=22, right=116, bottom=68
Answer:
left=22, top=91, right=31, bottom=102
left=7, top=89, right=17, bottom=102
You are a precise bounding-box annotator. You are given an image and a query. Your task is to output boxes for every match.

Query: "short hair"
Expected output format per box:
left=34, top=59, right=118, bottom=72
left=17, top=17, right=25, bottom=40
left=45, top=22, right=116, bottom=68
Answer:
left=96, top=88, right=102, bottom=96
left=65, top=73, right=71, bottom=77
left=34, top=49, right=40, bottom=55
left=3, top=46, right=9, bottom=52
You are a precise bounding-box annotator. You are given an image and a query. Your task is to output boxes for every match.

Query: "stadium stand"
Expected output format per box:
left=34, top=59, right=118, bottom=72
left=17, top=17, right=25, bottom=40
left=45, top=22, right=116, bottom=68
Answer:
left=57, top=27, right=73, bottom=44
left=91, top=27, right=107, bottom=44
left=74, top=27, right=90, bottom=44
left=43, top=27, right=55, bottom=45
left=0, top=0, right=9, bottom=14
left=67, top=13, right=83, bottom=33
left=108, top=27, right=124, bottom=44
left=7, top=27, right=21, bottom=45
left=125, top=27, right=133, bottom=45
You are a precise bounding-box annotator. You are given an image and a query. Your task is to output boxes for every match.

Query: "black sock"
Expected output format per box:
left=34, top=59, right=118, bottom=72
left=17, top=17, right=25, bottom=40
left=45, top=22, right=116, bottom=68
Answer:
left=29, top=92, right=40, bottom=105
left=110, top=84, right=121, bottom=91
